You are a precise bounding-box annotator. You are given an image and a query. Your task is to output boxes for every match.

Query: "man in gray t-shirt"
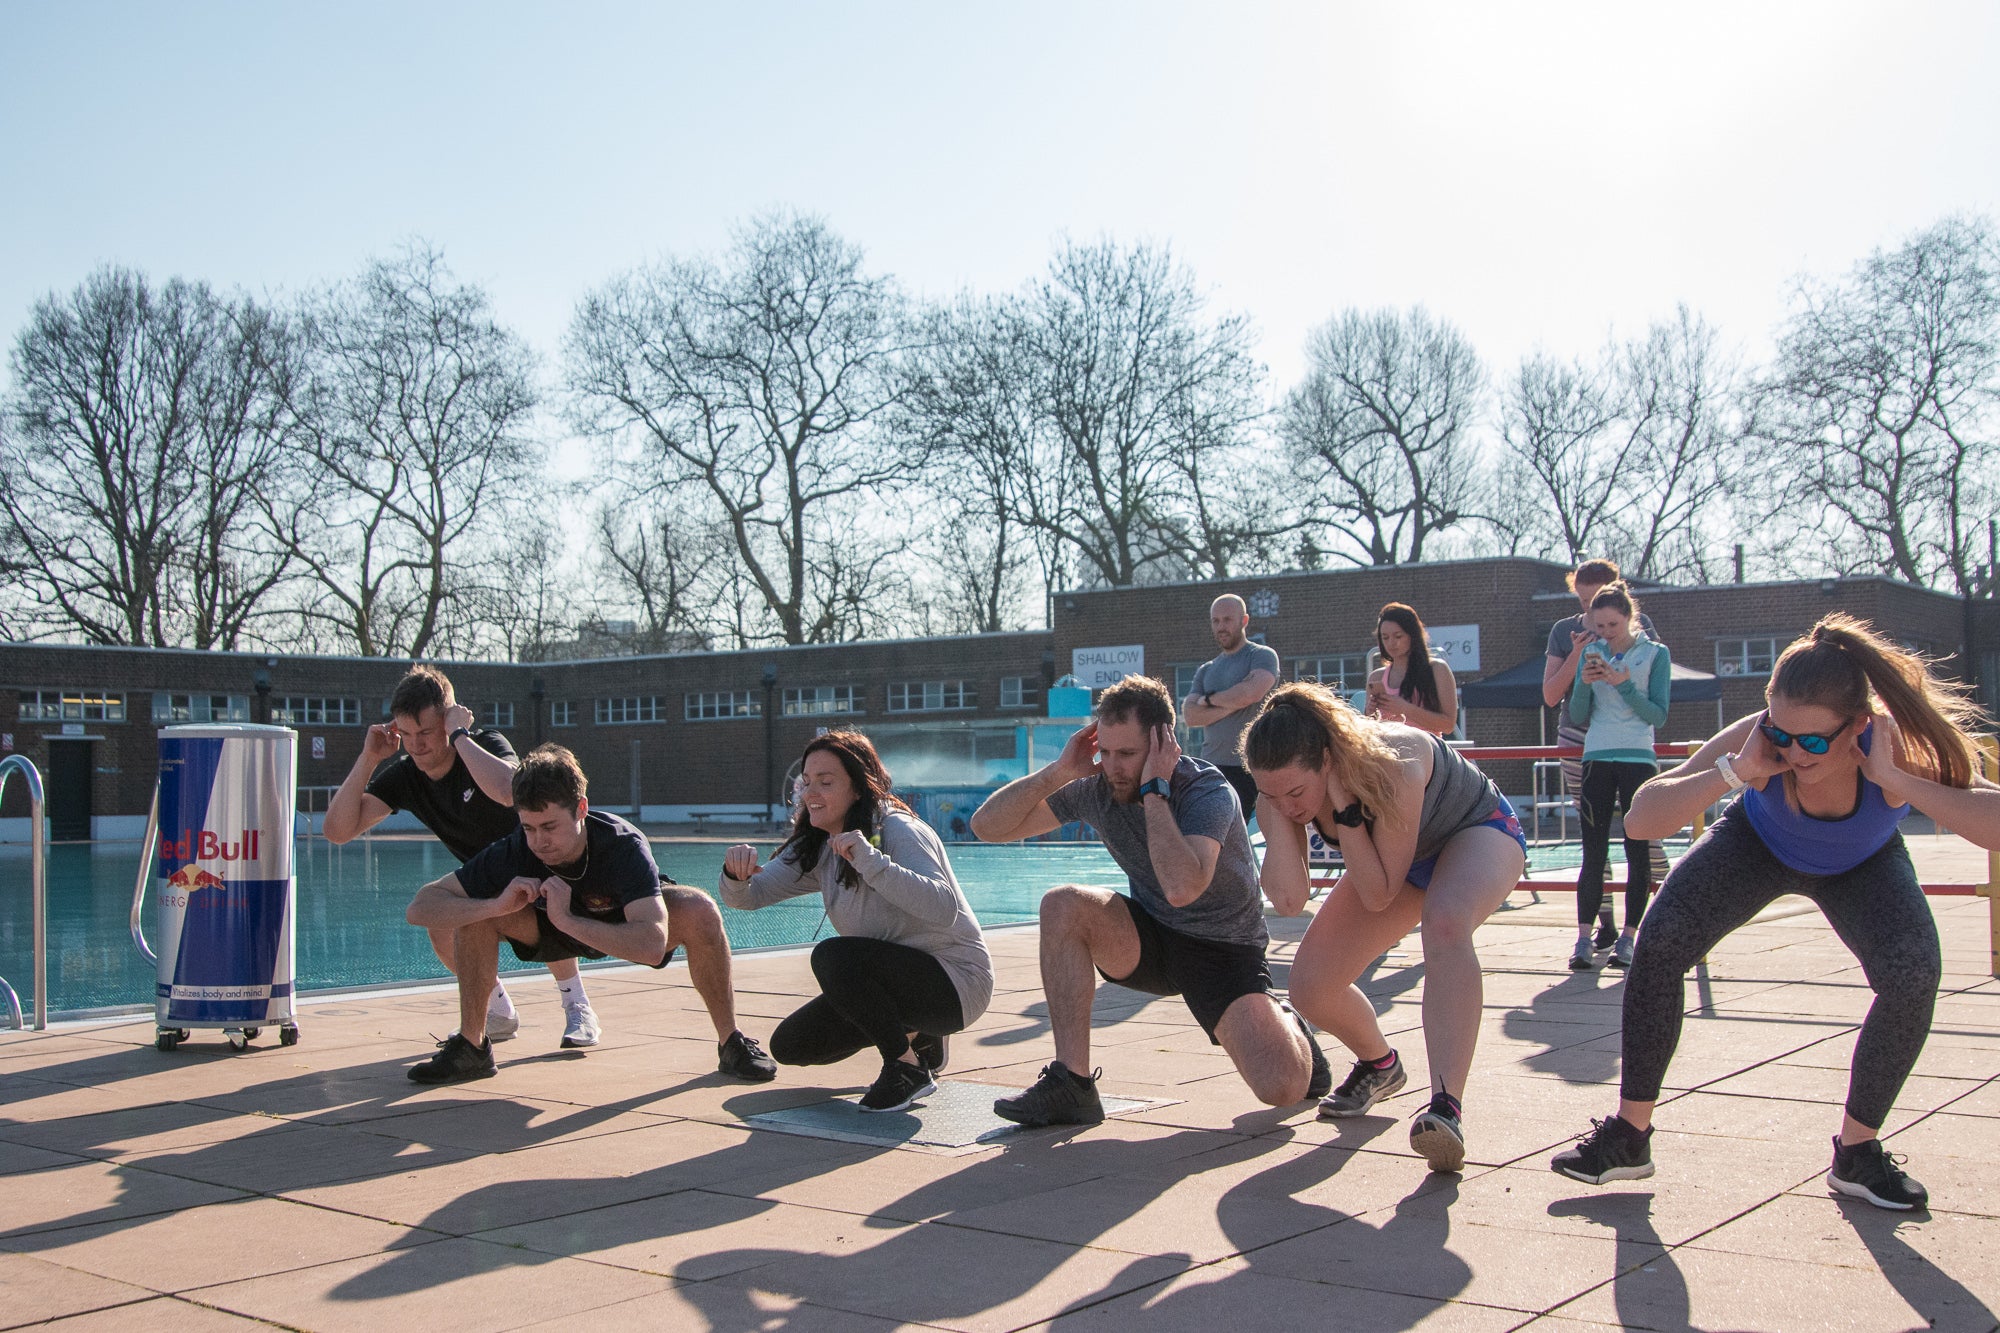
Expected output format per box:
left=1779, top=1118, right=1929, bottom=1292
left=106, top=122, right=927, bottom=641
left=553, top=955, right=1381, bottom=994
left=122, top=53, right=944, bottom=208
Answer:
left=1182, top=594, right=1281, bottom=823
left=971, top=674, right=1326, bottom=1127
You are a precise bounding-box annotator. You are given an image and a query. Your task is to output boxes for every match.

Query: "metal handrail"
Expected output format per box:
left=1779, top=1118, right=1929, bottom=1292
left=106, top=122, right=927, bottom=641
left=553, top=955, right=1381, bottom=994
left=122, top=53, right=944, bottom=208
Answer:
left=0, top=755, right=49, bottom=1031
left=130, top=785, right=161, bottom=965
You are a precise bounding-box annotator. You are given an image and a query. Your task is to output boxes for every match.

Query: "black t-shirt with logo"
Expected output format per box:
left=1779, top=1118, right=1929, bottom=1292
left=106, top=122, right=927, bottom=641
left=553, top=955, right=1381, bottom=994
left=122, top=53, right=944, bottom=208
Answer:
left=364, top=727, right=520, bottom=863
left=455, top=809, right=664, bottom=926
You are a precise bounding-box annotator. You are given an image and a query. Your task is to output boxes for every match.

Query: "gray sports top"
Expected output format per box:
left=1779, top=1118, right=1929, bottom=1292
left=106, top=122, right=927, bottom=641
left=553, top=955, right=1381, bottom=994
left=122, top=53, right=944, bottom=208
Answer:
left=1410, top=735, right=1504, bottom=863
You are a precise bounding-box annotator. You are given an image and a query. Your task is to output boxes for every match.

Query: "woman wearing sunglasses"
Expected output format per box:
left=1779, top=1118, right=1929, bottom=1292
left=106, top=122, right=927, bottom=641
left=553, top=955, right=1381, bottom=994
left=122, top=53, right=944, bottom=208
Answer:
left=1552, top=614, right=2000, bottom=1209
left=1565, top=582, right=1669, bottom=971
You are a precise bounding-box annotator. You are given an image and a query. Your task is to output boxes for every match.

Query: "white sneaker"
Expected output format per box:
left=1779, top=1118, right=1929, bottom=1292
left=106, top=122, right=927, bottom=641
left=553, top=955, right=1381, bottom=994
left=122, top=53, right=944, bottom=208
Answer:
left=560, top=1001, right=601, bottom=1049
left=484, top=1009, right=520, bottom=1043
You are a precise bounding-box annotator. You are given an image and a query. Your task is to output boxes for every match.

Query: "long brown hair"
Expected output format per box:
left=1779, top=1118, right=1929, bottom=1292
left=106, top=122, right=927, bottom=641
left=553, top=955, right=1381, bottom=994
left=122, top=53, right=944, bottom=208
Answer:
left=1377, top=603, right=1441, bottom=714
left=775, top=730, right=911, bottom=887
left=1769, top=613, right=1989, bottom=789
left=1243, top=681, right=1408, bottom=829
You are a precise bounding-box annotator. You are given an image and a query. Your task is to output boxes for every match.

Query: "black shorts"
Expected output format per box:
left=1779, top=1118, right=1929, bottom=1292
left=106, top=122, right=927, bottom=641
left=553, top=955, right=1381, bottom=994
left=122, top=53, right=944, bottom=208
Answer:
left=1215, top=765, right=1259, bottom=823
left=1099, top=894, right=1272, bottom=1044
left=506, top=907, right=678, bottom=970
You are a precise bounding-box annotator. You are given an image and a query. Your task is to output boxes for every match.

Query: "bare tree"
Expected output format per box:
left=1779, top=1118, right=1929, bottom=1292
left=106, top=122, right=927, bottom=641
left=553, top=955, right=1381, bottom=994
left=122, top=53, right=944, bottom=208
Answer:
left=589, top=499, right=730, bottom=650
left=2, top=267, right=297, bottom=648
left=279, top=244, right=540, bottom=657
left=566, top=213, right=919, bottom=645
left=1281, top=307, right=1484, bottom=566
left=1749, top=216, right=1999, bottom=592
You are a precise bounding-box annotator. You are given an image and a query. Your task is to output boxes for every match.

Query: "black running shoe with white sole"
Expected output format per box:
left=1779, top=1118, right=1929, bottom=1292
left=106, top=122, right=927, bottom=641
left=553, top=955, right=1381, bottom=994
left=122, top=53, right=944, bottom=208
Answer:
left=1410, top=1093, right=1466, bottom=1173
left=1551, top=1115, right=1655, bottom=1184
left=859, top=1058, right=937, bottom=1113
left=1320, top=1051, right=1407, bottom=1118
left=911, top=1031, right=949, bottom=1074
left=408, top=1032, right=496, bottom=1085
left=718, top=1030, right=778, bottom=1082
left=1828, top=1135, right=1928, bottom=1210
left=993, top=1061, right=1105, bottom=1127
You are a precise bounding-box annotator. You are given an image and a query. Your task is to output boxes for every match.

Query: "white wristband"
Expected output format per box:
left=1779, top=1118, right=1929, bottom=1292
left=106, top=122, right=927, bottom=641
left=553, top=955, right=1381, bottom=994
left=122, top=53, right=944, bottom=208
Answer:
left=1714, top=755, right=1746, bottom=791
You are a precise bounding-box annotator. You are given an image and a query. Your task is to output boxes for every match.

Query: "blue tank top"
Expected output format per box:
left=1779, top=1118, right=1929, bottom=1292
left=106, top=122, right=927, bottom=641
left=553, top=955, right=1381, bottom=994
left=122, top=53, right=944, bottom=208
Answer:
left=1741, top=726, right=1910, bottom=875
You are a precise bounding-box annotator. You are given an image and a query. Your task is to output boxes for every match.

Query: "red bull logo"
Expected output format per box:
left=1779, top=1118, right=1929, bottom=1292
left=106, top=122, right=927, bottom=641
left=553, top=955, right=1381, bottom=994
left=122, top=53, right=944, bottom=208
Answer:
left=159, top=829, right=262, bottom=863
left=167, top=864, right=227, bottom=893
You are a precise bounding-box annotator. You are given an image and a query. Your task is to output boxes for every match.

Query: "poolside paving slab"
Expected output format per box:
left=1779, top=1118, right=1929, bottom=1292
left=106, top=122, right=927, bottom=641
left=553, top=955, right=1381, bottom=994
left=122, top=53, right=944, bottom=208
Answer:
left=1, top=847, right=1995, bottom=1331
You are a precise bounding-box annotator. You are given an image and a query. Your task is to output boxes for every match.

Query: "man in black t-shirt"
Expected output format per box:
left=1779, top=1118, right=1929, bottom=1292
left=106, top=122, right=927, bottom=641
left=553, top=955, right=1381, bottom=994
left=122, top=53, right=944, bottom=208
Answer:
left=404, top=744, right=777, bottom=1085
left=323, top=666, right=601, bottom=1047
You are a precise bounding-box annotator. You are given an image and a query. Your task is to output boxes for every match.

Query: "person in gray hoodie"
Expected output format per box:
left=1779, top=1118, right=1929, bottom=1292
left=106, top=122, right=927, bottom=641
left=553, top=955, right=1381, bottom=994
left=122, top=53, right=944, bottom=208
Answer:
left=721, top=730, right=992, bottom=1113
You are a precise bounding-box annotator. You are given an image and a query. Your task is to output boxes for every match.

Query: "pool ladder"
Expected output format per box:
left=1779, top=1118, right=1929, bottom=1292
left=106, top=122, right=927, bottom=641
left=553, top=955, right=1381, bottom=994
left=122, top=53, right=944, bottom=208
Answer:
left=0, top=755, right=48, bottom=1031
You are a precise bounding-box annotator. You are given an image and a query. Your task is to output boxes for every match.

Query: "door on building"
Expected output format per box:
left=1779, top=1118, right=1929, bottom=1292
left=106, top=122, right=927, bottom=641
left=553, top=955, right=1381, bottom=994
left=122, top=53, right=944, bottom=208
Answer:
left=45, top=740, right=93, bottom=840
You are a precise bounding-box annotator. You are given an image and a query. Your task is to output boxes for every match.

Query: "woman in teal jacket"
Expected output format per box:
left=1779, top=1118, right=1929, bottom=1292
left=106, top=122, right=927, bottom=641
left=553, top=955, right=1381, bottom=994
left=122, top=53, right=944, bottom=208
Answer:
left=1567, top=583, right=1670, bottom=970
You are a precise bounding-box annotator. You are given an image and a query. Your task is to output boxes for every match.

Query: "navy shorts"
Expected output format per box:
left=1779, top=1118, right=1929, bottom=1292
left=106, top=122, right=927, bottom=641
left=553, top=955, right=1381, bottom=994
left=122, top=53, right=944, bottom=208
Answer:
left=1099, top=894, right=1273, bottom=1043
left=1405, top=797, right=1528, bottom=890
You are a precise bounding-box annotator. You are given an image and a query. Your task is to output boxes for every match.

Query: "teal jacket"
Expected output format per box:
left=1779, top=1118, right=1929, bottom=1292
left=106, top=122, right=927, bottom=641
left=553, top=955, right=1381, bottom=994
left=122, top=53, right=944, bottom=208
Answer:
left=1568, top=634, right=1670, bottom=763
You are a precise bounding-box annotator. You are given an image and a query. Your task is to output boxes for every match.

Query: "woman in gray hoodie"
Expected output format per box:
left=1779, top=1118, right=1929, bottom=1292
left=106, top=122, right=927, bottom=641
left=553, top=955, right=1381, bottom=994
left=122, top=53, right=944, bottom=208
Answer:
left=721, top=731, right=992, bottom=1113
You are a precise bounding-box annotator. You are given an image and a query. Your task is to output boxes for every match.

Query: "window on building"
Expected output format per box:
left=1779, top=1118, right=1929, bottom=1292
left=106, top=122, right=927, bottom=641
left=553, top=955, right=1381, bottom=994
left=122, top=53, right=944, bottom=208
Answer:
left=152, top=693, right=251, bottom=724
left=271, top=696, right=361, bottom=726
left=1715, top=637, right=1780, bottom=678
left=550, top=700, right=576, bottom=728
left=18, top=689, right=128, bottom=723
left=999, top=676, right=1040, bottom=709
left=886, top=680, right=975, bottom=713
left=1172, top=664, right=1200, bottom=699
left=684, top=691, right=760, bottom=721
left=597, top=696, right=665, bottom=725
left=1295, top=653, right=1371, bottom=691
left=782, top=685, right=860, bottom=717
left=484, top=702, right=515, bottom=729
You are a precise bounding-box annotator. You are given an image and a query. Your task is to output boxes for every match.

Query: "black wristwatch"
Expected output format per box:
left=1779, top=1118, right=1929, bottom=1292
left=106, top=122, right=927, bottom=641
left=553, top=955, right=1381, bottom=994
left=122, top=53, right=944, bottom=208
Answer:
left=448, top=727, right=472, bottom=747
left=1138, top=777, right=1171, bottom=801
left=1330, top=800, right=1366, bottom=827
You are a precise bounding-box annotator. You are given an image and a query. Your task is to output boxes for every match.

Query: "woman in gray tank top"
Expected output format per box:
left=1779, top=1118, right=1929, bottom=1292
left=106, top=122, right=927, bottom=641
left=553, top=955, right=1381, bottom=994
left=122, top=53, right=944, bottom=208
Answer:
left=1246, top=682, right=1527, bottom=1175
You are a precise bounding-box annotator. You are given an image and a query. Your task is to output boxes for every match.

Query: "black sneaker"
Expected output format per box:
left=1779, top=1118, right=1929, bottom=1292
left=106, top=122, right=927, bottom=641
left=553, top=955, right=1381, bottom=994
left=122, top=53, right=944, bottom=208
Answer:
left=1319, top=1051, right=1407, bottom=1118
left=1410, top=1093, right=1466, bottom=1173
left=993, top=1061, right=1105, bottom=1127
left=408, top=1032, right=495, bottom=1085
left=859, top=1058, right=938, bottom=1113
left=1593, top=919, right=1619, bottom=951
left=1283, top=1002, right=1332, bottom=1102
left=1552, top=1115, right=1655, bottom=1184
left=1828, top=1136, right=1928, bottom=1210
left=718, top=1030, right=778, bottom=1082
left=911, top=1031, right=949, bottom=1074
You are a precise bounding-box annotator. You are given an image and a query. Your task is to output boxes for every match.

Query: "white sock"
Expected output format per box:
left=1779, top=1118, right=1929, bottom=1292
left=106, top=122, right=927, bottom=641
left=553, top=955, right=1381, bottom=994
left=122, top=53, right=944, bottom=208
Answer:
left=487, top=984, right=517, bottom=1019
left=554, top=975, right=587, bottom=1004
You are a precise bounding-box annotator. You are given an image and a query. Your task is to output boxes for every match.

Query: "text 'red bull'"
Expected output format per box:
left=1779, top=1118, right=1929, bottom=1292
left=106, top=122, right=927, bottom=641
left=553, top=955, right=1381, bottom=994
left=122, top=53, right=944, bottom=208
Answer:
left=161, top=829, right=262, bottom=863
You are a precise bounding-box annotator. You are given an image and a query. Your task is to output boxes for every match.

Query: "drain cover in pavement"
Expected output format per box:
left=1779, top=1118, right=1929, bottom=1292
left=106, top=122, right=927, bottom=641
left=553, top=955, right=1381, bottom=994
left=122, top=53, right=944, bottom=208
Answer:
left=742, top=1078, right=1172, bottom=1155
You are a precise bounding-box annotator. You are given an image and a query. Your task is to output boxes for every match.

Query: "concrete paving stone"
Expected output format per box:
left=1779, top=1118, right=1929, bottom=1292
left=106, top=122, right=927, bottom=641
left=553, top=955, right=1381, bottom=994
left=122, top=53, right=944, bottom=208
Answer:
left=1391, top=1161, right=1786, bottom=1249
left=1683, top=1191, right=2000, bottom=1300
left=1695, top=1063, right=1982, bottom=1113
left=0, top=1101, right=308, bottom=1161
left=177, top=1064, right=479, bottom=1127
left=691, top=1219, right=1201, bottom=1333
left=509, top=1287, right=933, bottom=1332
left=0, top=1195, right=434, bottom=1294
left=0, top=1160, right=250, bottom=1241
left=123, top=1120, right=476, bottom=1195
left=1549, top=1241, right=1996, bottom=1332
left=1654, top=1089, right=1926, bottom=1146
left=477, top=1189, right=914, bottom=1280
left=1245, top=1203, right=1668, bottom=1314
left=339, top=1094, right=687, bottom=1155
left=186, top=1235, right=677, bottom=1333
left=31, top=1295, right=319, bottom=1330
left=0, top=1251, right=157, bottom=1329
left=0, top=1139, right=88, bottom=1176
left=1019, top=1259, right=1525, bottom=1332
left=1929, top=1077, right=2000, bottom=1118
left=0, top=1034, right=125, bottom=1065
left=285, top=1118, right=878, bottom=1234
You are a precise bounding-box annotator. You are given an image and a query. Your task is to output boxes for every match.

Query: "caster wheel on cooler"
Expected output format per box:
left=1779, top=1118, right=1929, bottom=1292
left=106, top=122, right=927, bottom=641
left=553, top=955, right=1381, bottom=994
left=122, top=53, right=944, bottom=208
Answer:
left=227, top=1030, right=249, bottom=1051
left=241, top=1027, right=261, bottom=1042
left=155, top=1030, right=182, bottom=1052
left=279, top=1025, right=300, bottom=1047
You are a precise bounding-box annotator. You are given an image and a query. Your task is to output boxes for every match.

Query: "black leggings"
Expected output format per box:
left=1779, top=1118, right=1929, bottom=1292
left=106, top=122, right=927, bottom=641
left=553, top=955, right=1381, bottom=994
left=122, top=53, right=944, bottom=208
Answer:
left=768, top=935, right=966, bottom=1066
left=1576, top=760, right=1655, bottom=928
left=1619, top=804, right=1940, bottom=1130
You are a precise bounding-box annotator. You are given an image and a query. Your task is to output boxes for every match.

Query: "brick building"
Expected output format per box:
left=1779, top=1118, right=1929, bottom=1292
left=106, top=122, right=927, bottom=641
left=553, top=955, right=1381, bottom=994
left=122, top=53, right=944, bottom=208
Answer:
left=4, top=560, right=1993, bottom=838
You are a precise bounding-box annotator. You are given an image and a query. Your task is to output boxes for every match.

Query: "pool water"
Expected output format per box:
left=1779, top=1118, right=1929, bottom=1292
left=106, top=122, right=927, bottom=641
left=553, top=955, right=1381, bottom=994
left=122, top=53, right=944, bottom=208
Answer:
left=0, top=836, right=1634, bottom=1019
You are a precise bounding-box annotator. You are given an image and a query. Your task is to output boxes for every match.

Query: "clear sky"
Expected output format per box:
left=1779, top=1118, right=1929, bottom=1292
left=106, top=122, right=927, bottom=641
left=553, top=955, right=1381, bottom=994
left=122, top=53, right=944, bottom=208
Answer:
left=4, top=1, right=1997, bottom=405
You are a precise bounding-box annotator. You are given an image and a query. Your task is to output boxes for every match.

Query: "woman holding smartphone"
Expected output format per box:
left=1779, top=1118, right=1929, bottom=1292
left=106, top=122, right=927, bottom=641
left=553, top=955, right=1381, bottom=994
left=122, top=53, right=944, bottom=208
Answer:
left=1366, top=602, right=1459, bottom=736
left=721, top=731, right=992, bottom=1113
left=1552, top=614, right=2000, bottom=1210
left=1566, top=582, right=1670, bottom=970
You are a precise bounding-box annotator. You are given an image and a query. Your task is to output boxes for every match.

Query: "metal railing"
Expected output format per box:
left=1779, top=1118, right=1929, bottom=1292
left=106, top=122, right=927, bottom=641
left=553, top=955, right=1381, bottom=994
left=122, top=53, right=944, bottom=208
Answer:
left=0, top=755, right=49, bottom=1030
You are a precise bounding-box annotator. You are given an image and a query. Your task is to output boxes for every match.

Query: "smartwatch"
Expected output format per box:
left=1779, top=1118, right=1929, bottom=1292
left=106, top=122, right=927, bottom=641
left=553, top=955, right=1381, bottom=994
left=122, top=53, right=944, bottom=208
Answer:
left=1138, top=777, right=1171, bottom=801
left=1330, top=800, right=1367, bottom=827
left=1713, top=755, right=1746, bottom=791
left=448, top=726, right=472, bottom=747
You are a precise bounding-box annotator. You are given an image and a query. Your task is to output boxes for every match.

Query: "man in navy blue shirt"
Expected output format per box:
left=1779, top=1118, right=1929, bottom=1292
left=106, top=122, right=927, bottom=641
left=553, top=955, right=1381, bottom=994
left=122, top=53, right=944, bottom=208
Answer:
left=403, top=744, right=776, bottom=1085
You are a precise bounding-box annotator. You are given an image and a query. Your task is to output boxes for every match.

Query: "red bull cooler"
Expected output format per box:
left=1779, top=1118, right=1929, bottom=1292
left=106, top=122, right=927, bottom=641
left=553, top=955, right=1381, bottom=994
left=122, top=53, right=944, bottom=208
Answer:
left=136, top=723, right=299, bottom=1052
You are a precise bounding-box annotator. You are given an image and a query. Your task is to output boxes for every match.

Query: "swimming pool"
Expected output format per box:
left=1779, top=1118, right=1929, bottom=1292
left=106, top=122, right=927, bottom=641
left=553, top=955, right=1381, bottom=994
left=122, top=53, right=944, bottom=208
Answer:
left=0, top=838, right=1130, bottom=1017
